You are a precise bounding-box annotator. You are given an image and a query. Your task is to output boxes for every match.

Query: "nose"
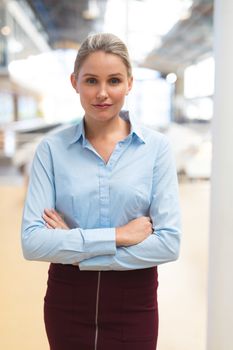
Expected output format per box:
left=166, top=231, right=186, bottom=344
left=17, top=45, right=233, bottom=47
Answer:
left=96, top=83, right=108, bottom=100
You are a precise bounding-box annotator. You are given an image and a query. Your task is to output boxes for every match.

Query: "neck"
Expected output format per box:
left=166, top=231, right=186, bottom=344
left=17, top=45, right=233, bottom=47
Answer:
left=84, top=115, right=130, bottom=141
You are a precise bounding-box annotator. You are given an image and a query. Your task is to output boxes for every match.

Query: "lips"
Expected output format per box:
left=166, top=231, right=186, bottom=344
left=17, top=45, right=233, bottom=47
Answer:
left=92, top=103, right=112, bottom=109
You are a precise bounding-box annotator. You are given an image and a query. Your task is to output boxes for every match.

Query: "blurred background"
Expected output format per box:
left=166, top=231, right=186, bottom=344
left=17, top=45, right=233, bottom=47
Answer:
left=0, top=0, right=215, bottom=349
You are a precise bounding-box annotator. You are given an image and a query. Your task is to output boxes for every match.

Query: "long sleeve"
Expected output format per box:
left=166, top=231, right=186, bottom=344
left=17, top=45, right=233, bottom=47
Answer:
left=79, top=136, right=181, bottom=270
left=21, top=139, right=116, bottom=264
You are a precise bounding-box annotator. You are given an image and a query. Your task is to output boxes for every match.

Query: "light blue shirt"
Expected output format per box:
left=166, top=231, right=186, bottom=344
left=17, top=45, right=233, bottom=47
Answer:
left=21, top=111, right=181, bottom=270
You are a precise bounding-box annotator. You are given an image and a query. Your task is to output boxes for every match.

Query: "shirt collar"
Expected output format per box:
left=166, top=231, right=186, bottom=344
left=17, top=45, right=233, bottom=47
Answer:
left=119, top=110, right=145, bottom=144
left=69, top=118, right=86, bottom=145
left=69, top=110, right=145, bottom=145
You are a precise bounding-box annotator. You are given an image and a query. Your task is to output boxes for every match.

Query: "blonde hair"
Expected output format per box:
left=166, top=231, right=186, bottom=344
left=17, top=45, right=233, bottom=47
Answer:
left=73, top=33, right=132, bottom=77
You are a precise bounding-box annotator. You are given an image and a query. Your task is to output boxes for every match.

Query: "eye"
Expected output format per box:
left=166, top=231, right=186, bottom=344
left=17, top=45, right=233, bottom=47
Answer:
left=110, top=77, right=120, bottom=85
left=86, top=77, right=97, bottom=84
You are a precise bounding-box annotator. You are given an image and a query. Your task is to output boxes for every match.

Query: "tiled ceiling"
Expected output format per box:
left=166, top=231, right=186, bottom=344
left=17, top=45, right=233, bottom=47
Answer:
left=142, top=0, right=213, bottom=74
left=23, top=0, right=108, bottom=49
left=23, top=0, right=213, bottom=73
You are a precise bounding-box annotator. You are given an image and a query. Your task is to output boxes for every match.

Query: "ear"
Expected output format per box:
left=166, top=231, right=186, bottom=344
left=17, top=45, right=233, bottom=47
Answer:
left=70, top=73, right=79, bottom=93
left=126, top=76, right=133, bottom=95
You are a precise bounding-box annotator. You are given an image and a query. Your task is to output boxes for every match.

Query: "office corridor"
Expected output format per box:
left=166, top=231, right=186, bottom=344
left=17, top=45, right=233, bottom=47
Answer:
left=0, top=181, right=209, bottom=350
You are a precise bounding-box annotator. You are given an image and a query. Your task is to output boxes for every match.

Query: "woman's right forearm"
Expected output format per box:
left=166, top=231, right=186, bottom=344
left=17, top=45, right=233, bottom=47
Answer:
left=116, top=226, right=128, bottom=246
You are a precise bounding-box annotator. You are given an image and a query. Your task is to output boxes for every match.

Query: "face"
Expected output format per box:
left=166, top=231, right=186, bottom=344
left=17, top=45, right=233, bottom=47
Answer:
left=71, top=51, right=133, bottom=124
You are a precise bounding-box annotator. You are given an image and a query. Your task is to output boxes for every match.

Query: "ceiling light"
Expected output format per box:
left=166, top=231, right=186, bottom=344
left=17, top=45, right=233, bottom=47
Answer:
left=82, top=0, right=100, bottom=20
left=8, top=38, right=24, bottom=53
left=184, top=0, right=193, bottom=9
left=1, top=25, right=11, bottom=36
left=166, top=73, right=177, bottom=84
left=180, top=8, right=191, bottom=20
left=180, top=0, right=193, bottom=20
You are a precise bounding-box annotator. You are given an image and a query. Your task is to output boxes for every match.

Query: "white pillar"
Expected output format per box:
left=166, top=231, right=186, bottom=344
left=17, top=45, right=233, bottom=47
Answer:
left=207, top=1, right=233, bottom=349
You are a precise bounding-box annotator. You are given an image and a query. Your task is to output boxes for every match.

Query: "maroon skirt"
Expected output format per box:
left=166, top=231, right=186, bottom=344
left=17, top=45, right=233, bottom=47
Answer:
left=44, top=263, right=159, bottom=350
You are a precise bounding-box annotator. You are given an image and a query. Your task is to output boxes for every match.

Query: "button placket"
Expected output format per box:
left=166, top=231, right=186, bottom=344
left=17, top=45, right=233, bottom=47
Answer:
left=99, top=163, right=111, bottom=228
left=107, top=138, right=131, bottom=169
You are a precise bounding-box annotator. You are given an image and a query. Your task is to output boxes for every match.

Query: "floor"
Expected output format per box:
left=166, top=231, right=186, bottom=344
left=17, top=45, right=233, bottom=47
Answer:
left=0, top=180, right=209, bottom=350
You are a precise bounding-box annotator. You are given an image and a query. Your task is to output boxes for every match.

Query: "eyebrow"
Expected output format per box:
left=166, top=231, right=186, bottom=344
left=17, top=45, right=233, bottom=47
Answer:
left=108, top=73, right=124, bottom=77
left=82, top=73, right=98, bottom=77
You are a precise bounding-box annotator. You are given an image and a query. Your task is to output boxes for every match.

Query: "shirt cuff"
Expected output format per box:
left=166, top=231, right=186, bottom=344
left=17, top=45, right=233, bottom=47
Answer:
left=79, top=254, right=114, bottom=270
left=81, top=227, right=116, bottom=256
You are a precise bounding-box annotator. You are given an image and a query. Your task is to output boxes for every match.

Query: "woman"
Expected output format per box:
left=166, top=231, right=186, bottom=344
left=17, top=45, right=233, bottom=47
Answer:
left=21, top=33, right=181, bottom=350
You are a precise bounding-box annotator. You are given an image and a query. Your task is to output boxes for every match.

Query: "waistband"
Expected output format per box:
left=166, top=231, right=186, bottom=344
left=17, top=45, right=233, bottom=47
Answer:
left=48, top=263, right=158, bottom=289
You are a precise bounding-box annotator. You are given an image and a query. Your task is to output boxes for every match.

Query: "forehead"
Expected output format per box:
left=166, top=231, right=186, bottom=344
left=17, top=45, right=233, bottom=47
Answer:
left=79, top=51, right=128, bottom=75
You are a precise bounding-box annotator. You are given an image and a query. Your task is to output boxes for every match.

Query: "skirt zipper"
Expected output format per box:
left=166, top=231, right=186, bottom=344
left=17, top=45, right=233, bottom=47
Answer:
left=94, top=271, right=101, bottom=350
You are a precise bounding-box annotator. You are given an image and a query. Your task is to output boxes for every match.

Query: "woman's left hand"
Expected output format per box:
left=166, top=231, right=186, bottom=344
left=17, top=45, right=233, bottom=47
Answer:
left=43, top=208, right=69, bottom=230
